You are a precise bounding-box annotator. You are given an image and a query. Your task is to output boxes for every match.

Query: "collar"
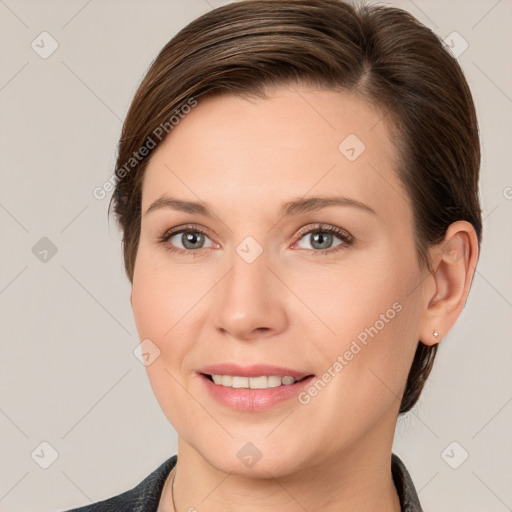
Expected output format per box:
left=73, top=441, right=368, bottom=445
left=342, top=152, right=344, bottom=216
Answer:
left=392, top=453, right=424, bottom=511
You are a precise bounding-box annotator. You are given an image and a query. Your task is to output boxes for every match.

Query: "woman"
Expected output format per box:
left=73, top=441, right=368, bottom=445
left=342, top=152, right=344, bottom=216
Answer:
left=65, top=0, right=481, bottom=510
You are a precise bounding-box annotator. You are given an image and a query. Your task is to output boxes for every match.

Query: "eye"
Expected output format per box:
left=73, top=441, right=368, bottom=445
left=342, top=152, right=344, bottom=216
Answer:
left=158, top=223, right=353, bottom=256
left=292, top=224, right=353, bottom=255
left=159, top=224, right=216, bottom=255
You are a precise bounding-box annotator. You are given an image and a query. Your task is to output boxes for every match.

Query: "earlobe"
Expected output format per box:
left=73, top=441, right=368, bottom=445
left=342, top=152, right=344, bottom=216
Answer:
left=419, top=221, right=479, bottom=346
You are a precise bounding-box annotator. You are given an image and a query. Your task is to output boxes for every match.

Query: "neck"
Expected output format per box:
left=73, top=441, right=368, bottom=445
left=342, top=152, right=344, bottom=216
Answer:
left=161, top=426, right=401, bottom=512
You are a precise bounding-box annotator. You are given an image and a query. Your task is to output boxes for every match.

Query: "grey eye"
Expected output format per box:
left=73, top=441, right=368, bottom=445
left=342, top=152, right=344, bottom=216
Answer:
left=296, top=231, right=343, bottom=251
left=169, top=231, right=214, bottom=250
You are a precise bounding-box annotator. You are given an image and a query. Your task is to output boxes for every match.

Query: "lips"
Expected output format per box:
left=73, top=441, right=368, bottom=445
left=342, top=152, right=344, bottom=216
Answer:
left=198, top=363, right=312, bottom=379
left=197, top=363, right=316, bottom=412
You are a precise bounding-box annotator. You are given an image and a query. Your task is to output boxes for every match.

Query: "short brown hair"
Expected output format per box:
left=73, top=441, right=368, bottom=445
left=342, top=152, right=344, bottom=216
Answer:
left=109, top=0, right=481, bottom=413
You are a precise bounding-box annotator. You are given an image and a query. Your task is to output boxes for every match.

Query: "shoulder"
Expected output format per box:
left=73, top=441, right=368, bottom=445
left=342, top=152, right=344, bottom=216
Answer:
left=61, top=454, right=177, bottom=512
left=391, top=453, right=424, bottom=512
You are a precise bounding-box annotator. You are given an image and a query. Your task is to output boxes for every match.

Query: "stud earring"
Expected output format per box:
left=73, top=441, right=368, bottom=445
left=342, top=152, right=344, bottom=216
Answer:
left=433, top=330, right=439, bottom=339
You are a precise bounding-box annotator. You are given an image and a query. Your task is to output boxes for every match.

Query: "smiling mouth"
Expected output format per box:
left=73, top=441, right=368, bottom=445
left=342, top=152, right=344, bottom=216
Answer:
left=201, top=373, right=313, bottom=389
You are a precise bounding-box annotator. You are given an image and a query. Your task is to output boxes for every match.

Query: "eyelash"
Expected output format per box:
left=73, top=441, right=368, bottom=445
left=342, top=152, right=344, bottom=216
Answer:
left=158, top=223, right=353, bottom=257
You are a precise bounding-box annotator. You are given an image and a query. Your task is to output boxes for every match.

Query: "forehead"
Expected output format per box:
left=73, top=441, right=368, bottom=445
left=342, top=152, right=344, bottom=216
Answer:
left=142, top=85, right=408, bottom=219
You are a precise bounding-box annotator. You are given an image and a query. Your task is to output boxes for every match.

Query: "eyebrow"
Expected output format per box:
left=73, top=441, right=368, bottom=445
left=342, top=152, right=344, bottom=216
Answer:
left=144, top=194, right=376, bottom=217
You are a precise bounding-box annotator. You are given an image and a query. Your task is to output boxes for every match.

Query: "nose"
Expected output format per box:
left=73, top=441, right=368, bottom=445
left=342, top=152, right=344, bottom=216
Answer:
left=212, top=248, right=289, bottom=342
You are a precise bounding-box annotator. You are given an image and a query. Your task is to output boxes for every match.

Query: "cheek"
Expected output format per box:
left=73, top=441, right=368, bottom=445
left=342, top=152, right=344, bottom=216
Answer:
left=130, top=234, right=423, bottom=451
left=131, top=242, right=210, bottom=341
left=301, top=250, right=422, bottom=405
left=131, top=251, right=212, bottom=440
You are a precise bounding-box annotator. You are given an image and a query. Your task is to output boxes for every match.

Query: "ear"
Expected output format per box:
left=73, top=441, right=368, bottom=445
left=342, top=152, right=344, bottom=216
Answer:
left=419, top=221, right=479, bottom=346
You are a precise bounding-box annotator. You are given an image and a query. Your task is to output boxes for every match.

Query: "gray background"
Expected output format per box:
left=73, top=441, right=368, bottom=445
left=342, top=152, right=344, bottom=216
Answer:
left=0, top=0, right=511, bottom=511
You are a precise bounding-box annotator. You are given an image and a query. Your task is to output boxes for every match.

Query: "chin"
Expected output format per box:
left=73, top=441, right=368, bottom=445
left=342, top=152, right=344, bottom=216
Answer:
left=192, top=437, right=312, bottom=479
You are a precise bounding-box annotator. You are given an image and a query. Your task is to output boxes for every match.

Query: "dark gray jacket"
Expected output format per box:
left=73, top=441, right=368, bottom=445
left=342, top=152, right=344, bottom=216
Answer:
left=63, top=453, right=423, bottom=511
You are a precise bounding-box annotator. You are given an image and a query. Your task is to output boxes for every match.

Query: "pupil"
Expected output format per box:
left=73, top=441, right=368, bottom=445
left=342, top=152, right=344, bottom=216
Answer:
left=312, top=232, right=331, bottom=250
left=183, top=232, right=203, bottom=249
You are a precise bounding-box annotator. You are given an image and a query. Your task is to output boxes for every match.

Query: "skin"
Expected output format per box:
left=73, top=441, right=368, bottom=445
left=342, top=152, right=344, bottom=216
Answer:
left=130, top=85, right=478, bottom=512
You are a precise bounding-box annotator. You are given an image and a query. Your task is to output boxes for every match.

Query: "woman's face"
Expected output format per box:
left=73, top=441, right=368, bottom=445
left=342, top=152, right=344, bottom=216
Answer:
left=131, top=85, right=432, bottom=476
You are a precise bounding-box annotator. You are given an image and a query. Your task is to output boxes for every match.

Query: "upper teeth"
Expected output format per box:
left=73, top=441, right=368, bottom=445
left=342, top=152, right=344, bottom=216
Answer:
left=211, top=375, right=301, bottom=389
